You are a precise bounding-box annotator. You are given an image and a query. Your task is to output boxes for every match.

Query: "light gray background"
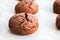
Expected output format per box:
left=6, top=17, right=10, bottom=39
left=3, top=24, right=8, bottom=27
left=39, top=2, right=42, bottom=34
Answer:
left=0, top=0, right=60, bottom=40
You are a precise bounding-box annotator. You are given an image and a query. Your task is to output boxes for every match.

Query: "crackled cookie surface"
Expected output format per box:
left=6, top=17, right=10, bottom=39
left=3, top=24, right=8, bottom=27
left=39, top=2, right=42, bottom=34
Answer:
left=15, top=1, right=38, bottom=14
left=9, top=13, right=38, bottom=35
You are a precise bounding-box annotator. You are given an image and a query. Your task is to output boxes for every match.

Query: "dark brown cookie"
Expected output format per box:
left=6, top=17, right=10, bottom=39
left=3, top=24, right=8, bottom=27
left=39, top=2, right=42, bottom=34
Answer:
left=9, top=13, right=38, bottom=35
left=15, top=1, right=38, bottom=14
left=53, top=2, right=60, bottom=14
left=56, top=15, right=60, bottom=30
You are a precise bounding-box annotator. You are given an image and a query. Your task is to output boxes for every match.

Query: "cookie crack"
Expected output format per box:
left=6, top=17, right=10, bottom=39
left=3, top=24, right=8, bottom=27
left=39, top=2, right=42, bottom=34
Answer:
left=25, top=13, right=29, bottom=21
left=18, top=21, right=24, bottom=29
left=28, top=2, right=33, bottom=9
left=19, top=22, right=24, bottom=25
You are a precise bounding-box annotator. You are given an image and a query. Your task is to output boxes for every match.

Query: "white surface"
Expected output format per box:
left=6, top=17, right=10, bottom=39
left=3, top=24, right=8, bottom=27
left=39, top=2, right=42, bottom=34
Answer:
left=0, top=0, right=60, bottom=40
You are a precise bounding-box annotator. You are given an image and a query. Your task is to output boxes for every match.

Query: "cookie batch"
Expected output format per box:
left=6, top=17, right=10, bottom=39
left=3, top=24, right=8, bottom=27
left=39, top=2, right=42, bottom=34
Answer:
left=9, top=0, right=38, bottom=35
left=53, top=0, right=60, bottom=30
left=0, top=0, right=60, bottom=35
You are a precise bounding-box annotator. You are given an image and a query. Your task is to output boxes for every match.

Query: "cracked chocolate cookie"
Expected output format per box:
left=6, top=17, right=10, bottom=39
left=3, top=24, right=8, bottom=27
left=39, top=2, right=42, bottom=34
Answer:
left=56, top=15, right=60, bottom=30
left=53, top=0, right=60, bottom=14
left=15, top=1, right=38, bottom=14
left=9, top=13, right=38, bottom=35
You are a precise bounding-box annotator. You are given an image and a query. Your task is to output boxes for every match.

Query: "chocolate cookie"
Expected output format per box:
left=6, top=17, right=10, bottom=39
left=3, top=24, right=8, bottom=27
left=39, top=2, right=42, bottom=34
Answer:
left=15, top=1, right=38, bottom=14
left=56, top=15, right=60, bottom=30
left=53, top=0, right=60, bottom=14
left=9, top=13, right=38, bottom=35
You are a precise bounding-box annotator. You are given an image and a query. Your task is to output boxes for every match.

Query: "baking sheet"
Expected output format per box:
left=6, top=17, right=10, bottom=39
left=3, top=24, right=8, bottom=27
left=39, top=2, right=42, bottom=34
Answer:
left=0, top=0, right=60, bottom=40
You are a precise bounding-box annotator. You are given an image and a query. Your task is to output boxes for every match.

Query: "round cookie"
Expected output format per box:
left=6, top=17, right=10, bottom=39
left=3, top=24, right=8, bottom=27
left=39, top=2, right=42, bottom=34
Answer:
left=15, top=1, right=38, bottom=14
left=56, top=15, right=60, bottom=30
left=53, top=1, right=60, bottom=14
left=9, top=13, right=38, bottom=35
